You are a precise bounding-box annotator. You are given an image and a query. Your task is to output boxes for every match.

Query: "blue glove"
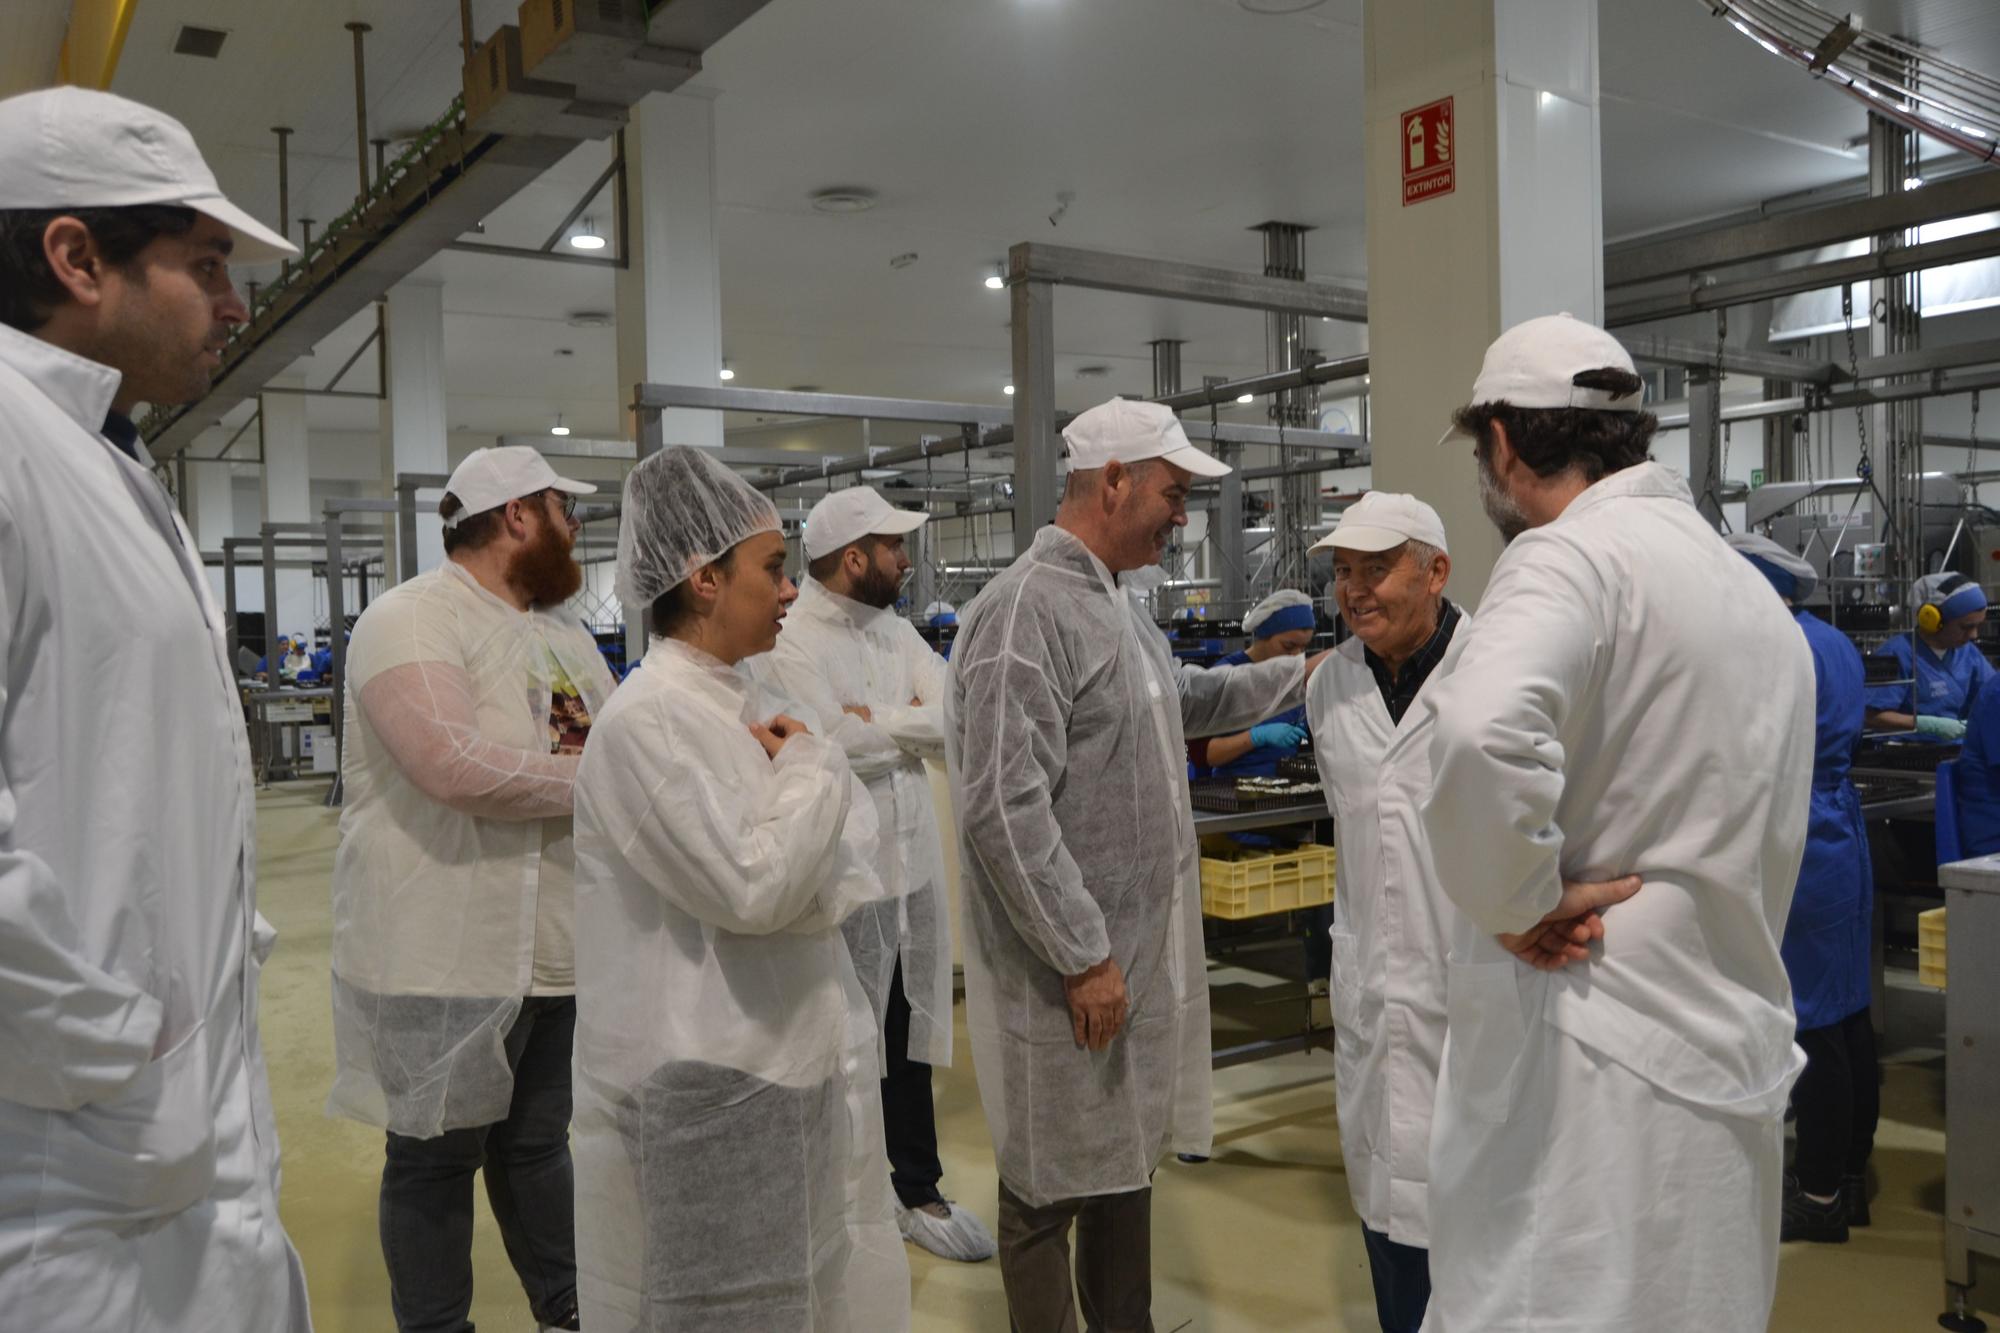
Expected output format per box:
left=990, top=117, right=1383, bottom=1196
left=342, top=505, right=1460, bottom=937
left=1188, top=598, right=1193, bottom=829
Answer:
left=1250, top=722, right=1308, bottom=752
left=1915, top=715, right=1968, bottom=740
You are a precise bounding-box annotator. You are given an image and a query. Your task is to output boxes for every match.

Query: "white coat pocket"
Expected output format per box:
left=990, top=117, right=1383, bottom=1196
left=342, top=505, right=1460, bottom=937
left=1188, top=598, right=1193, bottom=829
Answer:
left=36, top=1022, right=217, bottom=1240
left=1327, top=928, right=1378, bottom=1043
left=1444, top=960, right=1534, bottom=1124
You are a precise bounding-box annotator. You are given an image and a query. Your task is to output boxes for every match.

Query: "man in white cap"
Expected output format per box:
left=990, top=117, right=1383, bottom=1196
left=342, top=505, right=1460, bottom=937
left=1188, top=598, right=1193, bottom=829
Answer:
left=329, top=445, right=617, bottom=1332
left=1300, top=492, right=1461, bottom=1333
left=947, top=397, right=1329, bottom=1330
left=0, top=88, right=309, bottom=1330
left=746, top=486, right=998, bottom=1262
left=1418, top=314, right=1812, bottom=1331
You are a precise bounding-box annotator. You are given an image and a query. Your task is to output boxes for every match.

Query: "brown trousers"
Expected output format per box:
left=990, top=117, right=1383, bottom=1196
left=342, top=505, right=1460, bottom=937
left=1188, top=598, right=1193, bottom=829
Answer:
left=996, top=1178, right=1155, bottom=1333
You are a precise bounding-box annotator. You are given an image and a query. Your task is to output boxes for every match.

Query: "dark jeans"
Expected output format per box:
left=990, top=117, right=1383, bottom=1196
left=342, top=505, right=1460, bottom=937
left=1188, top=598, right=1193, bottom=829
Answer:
left=1791, top=1006, right=1880, bottom=1198
left=997, top=1178, right=1153, bottom=1333
left=379, top=996, right=578, bottom=1333
left=883, top=958, right=946, bottom=1209
left=1360, top=1225, right=1431, bottom=1333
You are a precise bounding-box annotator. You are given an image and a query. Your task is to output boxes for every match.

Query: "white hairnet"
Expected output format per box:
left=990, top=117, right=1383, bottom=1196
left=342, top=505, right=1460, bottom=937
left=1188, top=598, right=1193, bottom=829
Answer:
left=616, top=446, right=781, bottom=610
left=1725, top=532, right=1818, bottom=602
left=1242, top=588, right=1315, bottom=636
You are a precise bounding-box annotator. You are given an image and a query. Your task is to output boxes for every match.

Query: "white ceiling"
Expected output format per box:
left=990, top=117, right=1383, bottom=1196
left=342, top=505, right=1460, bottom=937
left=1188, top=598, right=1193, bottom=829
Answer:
left=93, top=0, right=2000, bottom=454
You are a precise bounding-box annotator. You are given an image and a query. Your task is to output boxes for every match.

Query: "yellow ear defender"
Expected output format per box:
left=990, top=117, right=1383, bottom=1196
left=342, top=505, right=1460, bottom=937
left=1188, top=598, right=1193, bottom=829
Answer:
left=1917, top=573, right=1974, bottom=634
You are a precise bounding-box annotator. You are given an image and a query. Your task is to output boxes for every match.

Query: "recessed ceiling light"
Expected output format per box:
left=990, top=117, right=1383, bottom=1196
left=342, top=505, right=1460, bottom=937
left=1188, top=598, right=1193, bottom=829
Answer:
left=810, top=187, right=878, bottom=214
left=1235, top=0, right=1326, bottom=12
left=565, top=310, right=613, bottom=328
left=1075, top=365, right=1109, bottom=379
left=719, top=367, right=736, bottom=381
left=1003, top=384, right=1015, bottom=396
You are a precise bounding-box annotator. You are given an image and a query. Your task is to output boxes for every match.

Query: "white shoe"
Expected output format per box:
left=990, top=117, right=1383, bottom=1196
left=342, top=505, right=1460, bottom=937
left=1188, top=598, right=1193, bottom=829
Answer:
left=897, top=1199, right=998, bottom=1263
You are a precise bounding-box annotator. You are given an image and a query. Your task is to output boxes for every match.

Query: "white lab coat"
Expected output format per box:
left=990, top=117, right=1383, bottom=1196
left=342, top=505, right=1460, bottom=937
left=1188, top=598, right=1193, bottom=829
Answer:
left=571, top=636, right=908, bottom=1332
left=1307, top=617, right=1466, bottom=1250
left=328, top=561, right=615, bottom=1137
left=749, top=577, right=954, bottom=1067
left=947, top=526, right=1306, bottom=1206
left=1417, top=462, right=1812, bottom=1332
left=0, top=324, right=309, bottom=1329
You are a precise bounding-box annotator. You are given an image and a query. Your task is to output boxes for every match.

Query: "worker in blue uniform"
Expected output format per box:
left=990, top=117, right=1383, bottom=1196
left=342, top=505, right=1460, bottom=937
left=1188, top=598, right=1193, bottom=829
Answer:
left=1953, top=673, right=2000, bottom=856
left=1193, top=589, right=1316, bottom=779
left=1865, top=572, right=1993, bottom=741
left=1728, top=534, right=1878, bottom=1246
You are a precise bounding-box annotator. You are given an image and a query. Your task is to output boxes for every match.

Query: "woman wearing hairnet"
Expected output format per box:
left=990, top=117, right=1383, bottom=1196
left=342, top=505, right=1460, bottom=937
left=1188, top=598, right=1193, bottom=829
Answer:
left=1864, top=571, right=1994, bottom=741
left=1189, top=588, right=1316, bottom=779
left=1728, top=534, right=1878, bottom=1245
left=569, top=446, right=909, bottom=1331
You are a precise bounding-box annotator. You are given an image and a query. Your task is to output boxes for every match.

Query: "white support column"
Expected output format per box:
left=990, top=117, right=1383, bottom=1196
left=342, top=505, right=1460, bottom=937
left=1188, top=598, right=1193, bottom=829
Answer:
left=380, top=283, right=450, bottom=581
left=1364, top=0, right=1604, bottom=605
left=616, top=90, right=723, bottom=452
left=260, top=378, right=315, bottom=640
left=191, top=451, right=238, bottom=604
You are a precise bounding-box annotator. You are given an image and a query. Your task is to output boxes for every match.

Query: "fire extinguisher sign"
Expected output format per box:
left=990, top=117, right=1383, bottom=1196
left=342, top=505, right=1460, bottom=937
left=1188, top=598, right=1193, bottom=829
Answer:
left=1401, top=97, right=1455, bottom=206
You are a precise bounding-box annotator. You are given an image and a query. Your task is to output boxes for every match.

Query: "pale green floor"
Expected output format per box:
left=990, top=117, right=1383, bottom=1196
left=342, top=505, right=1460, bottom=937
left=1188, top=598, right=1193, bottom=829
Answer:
left=252, top=784, right=1998, bottom=1331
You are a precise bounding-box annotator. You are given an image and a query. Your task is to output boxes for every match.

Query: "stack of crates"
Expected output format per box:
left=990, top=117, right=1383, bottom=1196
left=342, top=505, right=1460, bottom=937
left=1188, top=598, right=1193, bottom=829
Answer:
left=1919, top=906, right=1948, bottom=990
left=1199, top=843, right=1336, bottom=920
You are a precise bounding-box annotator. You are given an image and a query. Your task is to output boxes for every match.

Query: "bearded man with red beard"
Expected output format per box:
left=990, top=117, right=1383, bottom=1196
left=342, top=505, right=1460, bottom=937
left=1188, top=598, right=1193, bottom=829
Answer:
left=327, top=445, right=617, bottom=1333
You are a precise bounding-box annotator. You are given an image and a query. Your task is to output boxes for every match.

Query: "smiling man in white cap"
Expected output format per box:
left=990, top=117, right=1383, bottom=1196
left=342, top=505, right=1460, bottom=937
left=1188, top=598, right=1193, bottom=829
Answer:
left=0, top=88, right=310, bottom=1331
left=1299, top=492, right=1461, bottom=1333
left=946, top=397, right=1328, bottom=1330
left=746, top=486, right=998, bottom=1263
left=329, top=445, right=616, bottom=1332
left=1417, top=314, right=1814, bottom=1332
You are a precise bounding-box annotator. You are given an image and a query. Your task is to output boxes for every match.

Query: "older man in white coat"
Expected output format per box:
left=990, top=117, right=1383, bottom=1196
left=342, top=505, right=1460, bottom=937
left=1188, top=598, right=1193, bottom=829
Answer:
left=0, top=89, right=309, bottom=1329
left=949, top=398, right=1328, bottom=1332
left=1304, top=492, right=1463, bottom=1333
left=1419, top=315, right=1813, bottom=1332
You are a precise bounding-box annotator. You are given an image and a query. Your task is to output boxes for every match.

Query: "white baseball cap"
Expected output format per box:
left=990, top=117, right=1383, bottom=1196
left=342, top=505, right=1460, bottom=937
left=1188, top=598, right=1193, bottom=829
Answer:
left=802, top=486, right=930, bottom=560
left=0, top=88, right=296, bottom=264
left=1440, top=312, right=1643, bottom=443
left=1062, top=399, right=1232, bottom=478
left=1309, top=491, right=1449, bottom=556
left=442, top=446, right=596, bottom=527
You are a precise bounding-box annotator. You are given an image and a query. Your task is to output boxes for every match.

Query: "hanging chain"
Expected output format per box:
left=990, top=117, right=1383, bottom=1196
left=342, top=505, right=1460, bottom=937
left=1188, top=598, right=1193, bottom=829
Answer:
left=1842, top=285, right=1871, bottom=483
left=1972, top=390, right=1983, bottom=507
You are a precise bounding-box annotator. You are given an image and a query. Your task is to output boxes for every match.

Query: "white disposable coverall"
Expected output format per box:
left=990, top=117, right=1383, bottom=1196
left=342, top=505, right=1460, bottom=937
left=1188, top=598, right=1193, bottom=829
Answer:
left=947, top=525, right=1306, bottom=1206
left=571, top=636, right=908, bottom=1332
left=1418, top=462, right=1813, bottom=1333
left=0, top=324, right=309, bottom=1329
left=1308, top=618, right=1466, bottom=1249
left=328, top=560, right=615, bottom=1137
left=749, top=577, right=953, bottom=1066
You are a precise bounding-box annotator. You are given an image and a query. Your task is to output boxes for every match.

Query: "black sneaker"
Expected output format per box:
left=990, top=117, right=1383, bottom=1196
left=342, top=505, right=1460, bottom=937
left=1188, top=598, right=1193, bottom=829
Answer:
left=1782, top=1183, right=1850, bottom=1244
left=1842, top=1172, right=1871, bottom=1228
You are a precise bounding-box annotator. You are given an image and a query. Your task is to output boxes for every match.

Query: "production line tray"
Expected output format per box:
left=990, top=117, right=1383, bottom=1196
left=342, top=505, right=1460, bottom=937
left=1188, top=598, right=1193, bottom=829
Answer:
left=1188, top=776, right=1325, bottom=814
left=1855, top=742, right=1961, bottom=773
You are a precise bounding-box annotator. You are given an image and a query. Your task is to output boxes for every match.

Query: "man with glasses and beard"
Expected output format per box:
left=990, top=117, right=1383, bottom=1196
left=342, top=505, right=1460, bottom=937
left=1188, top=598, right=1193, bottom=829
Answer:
left=328, top=446, right=617, bottom=1333
left=748, top=487, right=999, bottom=1264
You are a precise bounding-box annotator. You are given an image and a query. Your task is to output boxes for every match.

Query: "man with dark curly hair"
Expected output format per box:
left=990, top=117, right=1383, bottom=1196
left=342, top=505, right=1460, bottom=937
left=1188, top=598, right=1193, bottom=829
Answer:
left=1417, top=314, right=1815, bottom=1332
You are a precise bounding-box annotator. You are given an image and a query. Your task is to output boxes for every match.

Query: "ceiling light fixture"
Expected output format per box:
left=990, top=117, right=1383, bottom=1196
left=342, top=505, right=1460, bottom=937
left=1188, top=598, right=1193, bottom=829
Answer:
left=569, top=217, right=607, bottom=251
left=720, top=366, right=736, bottom=381
left=985, top=263, right=1006, bottom=290
left=1904, top=175, right=1925, bottom=190
left=810, top=186, right=878, bottom=214
left=1236, top=393, right=1255, bottom=404
left=550, top=414, right=571, bottom=437
left=1003, top=384, right=1015, bottom=396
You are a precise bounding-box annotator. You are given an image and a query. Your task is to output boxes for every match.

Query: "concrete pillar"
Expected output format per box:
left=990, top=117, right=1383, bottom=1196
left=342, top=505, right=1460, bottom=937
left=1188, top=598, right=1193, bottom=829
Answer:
left=616, top=91, right=723, bottom=452
left=192, top=453, right=238, bottom=604
left=1364, top=0, right=1604, bottom=606
left=261, top=378, right=315, bottom=642
left=380, top=283, right=450, bottom=581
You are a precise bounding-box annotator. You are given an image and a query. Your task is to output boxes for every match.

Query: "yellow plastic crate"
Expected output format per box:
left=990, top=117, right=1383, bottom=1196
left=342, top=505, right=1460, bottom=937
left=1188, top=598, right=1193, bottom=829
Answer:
left=1200, top=843, right=1336, bottom=920
left=1919, top=906, right=1947, bottom=991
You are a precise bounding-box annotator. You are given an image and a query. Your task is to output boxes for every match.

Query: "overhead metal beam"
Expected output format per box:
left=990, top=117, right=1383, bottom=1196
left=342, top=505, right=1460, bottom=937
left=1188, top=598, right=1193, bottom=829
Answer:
left=634, top=383, right=1011, bottom=427
left=446, top=239, right=624, bottom=269
left=1154, top=355, right=1370, bottom=412
left=1607, top=225, right=2000, bottom=327
left=1621, top=334, right=1837, bottom=386
left=1605, top=168, right=2000, bottom=289
left=1010, top=242, right=1369, bottom=321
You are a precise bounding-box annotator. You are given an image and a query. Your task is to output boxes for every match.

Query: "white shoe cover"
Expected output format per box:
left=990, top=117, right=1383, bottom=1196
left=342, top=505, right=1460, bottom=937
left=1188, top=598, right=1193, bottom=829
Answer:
left=897, top=1200, right=998, bottom=1263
